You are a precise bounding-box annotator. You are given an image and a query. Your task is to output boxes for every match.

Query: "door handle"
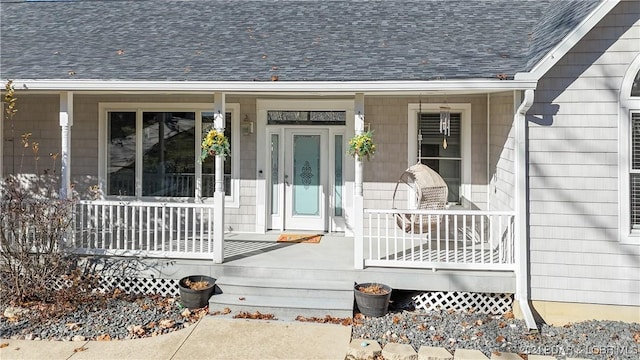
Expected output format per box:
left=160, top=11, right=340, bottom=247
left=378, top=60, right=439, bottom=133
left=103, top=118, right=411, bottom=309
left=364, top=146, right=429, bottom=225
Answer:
left=284, top=174, right=289, bottom=186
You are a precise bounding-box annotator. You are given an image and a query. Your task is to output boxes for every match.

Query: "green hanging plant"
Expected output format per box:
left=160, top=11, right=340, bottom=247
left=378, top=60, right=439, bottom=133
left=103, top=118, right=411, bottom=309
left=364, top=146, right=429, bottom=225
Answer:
left=347, top=130, right=376, bottom=161
left=201, top=128, right=230, bottom=160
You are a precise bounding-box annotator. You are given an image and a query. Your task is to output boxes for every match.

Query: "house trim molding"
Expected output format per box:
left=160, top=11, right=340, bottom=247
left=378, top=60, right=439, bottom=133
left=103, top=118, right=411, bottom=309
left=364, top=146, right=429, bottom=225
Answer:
left=12, top=80, right=537, bottom=95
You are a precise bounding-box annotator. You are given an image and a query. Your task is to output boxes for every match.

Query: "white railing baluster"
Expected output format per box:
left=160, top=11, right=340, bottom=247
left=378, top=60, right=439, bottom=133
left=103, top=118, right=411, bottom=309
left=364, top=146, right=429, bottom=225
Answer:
left=146, top=205, right=151, bottom=251
left=362, top=208, right=515, bottom=270
left=453, top=214, right=458, bottom=263
left=376, top=213, right=381, bottom=261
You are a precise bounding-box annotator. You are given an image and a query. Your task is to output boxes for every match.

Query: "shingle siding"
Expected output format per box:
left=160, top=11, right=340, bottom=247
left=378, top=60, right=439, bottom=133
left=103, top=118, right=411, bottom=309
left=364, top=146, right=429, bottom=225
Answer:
left=528, top=0, right=640, bottom=307
left=488, top=91, right=515, bottom=212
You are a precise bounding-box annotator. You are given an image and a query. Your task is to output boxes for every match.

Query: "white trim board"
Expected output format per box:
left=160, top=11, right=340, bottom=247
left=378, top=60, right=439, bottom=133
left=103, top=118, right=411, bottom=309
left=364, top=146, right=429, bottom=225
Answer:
left=12, top=80, right=537, bottom=94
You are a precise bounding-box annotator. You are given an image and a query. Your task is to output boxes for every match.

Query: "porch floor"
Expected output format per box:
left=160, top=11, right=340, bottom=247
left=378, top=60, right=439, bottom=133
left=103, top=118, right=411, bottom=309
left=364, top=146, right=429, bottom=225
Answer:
left=147, top=232, right=516, bottom=294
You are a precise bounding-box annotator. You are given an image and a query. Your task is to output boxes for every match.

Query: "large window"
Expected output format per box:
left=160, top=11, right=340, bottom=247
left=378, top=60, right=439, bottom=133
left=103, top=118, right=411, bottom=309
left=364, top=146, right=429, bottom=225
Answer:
left=101, top=103, right=239, bottom=203
left=417, top=112, right=462, bottom=203
left=631, top=113, right=640, bottom=228
left=620, top=62, right=640, bottom=243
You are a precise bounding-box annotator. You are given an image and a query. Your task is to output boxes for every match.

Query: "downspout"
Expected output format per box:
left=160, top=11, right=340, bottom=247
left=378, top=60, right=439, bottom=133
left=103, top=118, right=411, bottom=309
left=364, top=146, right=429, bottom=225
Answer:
left=514, top=89, right=537, bottom=330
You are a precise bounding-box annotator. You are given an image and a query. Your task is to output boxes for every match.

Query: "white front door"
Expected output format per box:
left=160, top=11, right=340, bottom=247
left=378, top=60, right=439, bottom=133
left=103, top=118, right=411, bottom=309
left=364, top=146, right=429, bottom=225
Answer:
left=283, top=128, right=328, bottom=231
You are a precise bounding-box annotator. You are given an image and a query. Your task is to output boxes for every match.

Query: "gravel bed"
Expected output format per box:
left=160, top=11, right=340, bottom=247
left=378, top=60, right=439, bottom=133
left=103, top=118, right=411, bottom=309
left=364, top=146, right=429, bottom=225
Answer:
left=2, top=294, right=639, bottom=360
left=0, top=295, right=200, bottom=341
left=351, top=309, right=640, bottom=359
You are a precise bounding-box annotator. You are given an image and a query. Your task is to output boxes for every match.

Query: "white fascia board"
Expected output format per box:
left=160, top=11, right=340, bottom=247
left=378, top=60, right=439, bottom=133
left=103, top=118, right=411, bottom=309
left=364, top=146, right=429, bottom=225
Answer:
left=10, top=79, right=537, bottom=94
left=515, top=0, right=620, bottom=81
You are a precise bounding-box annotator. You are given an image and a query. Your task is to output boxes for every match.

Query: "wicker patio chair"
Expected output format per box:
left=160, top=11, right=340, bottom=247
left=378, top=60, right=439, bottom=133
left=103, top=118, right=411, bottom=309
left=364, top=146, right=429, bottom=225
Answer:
left=392, top=163, right=448, bottom=233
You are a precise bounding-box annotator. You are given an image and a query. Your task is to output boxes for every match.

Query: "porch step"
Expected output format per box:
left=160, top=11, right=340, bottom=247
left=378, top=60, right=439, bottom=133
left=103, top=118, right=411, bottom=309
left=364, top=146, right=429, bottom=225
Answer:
left=209, top=275, right=354, bottom=320
left=215, top=276, right=354, bottom=299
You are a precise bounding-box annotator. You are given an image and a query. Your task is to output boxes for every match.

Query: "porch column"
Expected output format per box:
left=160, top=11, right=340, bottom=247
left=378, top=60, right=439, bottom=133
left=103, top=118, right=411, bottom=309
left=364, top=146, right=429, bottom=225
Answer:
left=213, top=92, right=226, bottom=264
left=354, top=93, right=365, bottom=269
left=59, top=92, right=73, bottom=199
left=514, top=89, right=537, bottom=330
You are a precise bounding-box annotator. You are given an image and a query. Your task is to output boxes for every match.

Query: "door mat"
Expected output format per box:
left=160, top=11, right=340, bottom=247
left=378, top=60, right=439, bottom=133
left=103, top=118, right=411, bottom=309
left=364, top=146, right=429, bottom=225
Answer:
left=277, top=234, right=322, bottom=244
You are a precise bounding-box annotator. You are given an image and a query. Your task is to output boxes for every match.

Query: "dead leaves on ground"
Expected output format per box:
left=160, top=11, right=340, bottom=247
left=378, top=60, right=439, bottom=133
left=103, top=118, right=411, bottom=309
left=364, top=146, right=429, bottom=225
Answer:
left=233, top=311, right=276, bottom=320
left=295, top=315, right=352, bottom=326
left=210, top=307, right=232, bottom=316
left=0, top=343, right=9, bottom=349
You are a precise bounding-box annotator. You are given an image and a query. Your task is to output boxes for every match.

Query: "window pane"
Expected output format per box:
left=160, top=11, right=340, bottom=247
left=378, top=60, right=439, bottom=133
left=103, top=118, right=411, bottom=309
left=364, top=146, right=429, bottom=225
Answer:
left=632, top=113, right=640, bottom=228
left=631, top=69, right=640, bottom=97
left=202, top=112, right=232, bottom=197
left=267, top=111, right=346, bottom=125
left=142, top=112, right=195, bottom=197
left=632, top=173, right=640, bottom=228
left=418, top=112, right=462, bottom=202
left=335, top=135, right=343, bottom=216
left=107, top=112, right=136, bottom=196
left=633, top=113, right=640, bottom=170
left=271, top=134, right=279, bottom=215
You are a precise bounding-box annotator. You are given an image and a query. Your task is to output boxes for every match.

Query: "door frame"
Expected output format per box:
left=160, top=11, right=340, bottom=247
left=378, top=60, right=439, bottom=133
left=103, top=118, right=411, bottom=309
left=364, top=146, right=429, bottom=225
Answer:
left=283, top=128, right=328, bottom=230
left=256, top=99, right=355, bottom=234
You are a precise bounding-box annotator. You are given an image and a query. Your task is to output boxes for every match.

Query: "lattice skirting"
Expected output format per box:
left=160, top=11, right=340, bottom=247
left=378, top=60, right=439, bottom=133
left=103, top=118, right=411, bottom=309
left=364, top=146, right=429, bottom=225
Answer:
left=49, top=276, right=180, bottom=297
left=412, top=291, right=513, bottom=314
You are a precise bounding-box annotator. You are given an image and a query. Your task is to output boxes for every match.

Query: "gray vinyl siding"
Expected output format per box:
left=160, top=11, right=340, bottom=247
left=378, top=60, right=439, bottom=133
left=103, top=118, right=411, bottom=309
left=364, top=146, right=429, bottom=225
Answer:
left=488, top=91, right=516, bottom=212
left=528, top=0, right=640, bottom=306
left=1, top=94, right=61, bottom=177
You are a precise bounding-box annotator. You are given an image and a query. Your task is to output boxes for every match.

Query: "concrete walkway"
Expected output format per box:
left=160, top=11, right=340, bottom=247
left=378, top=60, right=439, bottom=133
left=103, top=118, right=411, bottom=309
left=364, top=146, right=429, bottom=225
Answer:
left=0, top=317, right=352, bottom=360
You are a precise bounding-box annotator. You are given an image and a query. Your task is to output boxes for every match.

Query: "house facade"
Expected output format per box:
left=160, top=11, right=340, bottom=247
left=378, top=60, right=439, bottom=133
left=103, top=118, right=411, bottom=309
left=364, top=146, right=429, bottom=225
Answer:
left=1, top=0, right=638, bottom=325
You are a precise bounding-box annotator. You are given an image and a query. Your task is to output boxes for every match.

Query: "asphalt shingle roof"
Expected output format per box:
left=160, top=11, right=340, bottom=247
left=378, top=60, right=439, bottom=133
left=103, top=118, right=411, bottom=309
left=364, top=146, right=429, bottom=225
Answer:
left=0, top=0, right=600, bottom=82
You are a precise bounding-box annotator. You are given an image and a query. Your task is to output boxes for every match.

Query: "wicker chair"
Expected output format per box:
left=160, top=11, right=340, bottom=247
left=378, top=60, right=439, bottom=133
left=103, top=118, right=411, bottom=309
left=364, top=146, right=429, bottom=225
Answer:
left=392, top=163, right=448, bottom=233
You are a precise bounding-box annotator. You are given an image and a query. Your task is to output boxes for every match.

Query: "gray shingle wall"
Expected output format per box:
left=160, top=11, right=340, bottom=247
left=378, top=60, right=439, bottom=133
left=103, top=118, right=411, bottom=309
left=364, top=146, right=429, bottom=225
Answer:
left=528, top=0, right=640, bottom=306
left=0, top=0, right=598, bottom=82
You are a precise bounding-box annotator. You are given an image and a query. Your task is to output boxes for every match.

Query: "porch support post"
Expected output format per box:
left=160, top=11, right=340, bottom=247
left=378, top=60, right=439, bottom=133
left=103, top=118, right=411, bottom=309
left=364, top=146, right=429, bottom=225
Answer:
left=212, top=92, right=225, bottom=263
left=59, top=91, right=73, bottom=199
left=354, top=93, right=365, bottom=269
left=514, top=89, right=537, bottom=330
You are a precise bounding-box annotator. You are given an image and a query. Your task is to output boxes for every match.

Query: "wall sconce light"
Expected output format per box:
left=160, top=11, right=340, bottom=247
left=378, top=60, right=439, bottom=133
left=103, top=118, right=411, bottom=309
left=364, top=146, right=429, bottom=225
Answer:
left=242, top=114, right=254, bottom=135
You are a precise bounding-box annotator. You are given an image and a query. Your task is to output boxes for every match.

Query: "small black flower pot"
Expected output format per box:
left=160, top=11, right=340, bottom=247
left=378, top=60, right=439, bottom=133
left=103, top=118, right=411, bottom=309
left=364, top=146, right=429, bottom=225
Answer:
left=178, top=275, right=216, bottom=309
left=354, top=283, right=392, bottom=317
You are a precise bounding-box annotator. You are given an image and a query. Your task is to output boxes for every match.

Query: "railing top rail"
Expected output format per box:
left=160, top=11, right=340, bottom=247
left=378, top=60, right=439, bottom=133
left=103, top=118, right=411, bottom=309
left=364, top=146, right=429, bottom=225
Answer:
left=77, top=200, right=216, bottom=208
left=365, top=208, right=515, bottom=216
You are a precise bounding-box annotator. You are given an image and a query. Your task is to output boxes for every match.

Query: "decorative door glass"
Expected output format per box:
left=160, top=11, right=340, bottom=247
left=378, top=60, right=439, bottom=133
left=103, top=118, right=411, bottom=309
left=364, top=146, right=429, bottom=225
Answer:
left=293, top=134, right=320, bottom=216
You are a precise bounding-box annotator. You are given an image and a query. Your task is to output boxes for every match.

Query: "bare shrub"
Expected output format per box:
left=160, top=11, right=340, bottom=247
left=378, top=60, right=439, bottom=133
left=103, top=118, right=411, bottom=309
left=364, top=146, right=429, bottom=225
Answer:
left=0, top=80, right=94, bottom=307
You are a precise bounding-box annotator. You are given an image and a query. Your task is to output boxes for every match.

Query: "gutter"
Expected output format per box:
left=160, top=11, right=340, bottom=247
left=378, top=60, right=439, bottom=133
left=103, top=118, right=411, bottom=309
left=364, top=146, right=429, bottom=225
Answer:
left=515, top=89, right=537, bottom=330
left=7, top=79, right=538, bottom=94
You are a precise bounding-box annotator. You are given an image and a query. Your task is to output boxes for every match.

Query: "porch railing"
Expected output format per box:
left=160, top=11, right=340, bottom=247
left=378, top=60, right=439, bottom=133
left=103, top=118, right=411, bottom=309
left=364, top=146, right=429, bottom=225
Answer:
left=363, top=208, right=516, bottom=271
left=71, top=200, right=217, bottom=259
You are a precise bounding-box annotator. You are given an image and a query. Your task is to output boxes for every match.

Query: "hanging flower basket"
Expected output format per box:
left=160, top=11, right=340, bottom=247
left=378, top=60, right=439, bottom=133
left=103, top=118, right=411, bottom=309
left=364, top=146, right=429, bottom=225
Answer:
left=201, top=129, right=230, bottom=160
left=347, top=131, right=376, bottom=161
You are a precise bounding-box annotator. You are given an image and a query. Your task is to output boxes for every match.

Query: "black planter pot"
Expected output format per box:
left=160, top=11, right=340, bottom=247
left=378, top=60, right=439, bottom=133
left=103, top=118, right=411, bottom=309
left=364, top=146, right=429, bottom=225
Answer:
left=354, top=283, right=392, bottom=317
left=178, top=275, right=216, bottom=309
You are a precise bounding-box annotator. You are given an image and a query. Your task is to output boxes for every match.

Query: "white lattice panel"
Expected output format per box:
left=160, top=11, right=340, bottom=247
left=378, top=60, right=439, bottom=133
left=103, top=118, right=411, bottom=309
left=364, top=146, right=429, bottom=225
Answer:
left=412, top=291, right=513, bottom=314
left=48, top=276, right=180, bottom=297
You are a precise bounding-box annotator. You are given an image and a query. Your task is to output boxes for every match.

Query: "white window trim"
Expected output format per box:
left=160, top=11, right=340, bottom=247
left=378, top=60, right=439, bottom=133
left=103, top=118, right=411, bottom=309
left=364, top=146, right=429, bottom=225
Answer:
left=619, top=54, right=640, bottom=244
left=407, top=103, right=472, bottom=203
left=98, top=102, right=240, bottom=207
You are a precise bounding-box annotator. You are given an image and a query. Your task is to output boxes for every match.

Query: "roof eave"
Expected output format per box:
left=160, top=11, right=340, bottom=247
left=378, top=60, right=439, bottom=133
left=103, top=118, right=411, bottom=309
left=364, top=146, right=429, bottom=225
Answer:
left=515, top=0, right=620, bottom=81
left=8, top=79, right=537, bottom=95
